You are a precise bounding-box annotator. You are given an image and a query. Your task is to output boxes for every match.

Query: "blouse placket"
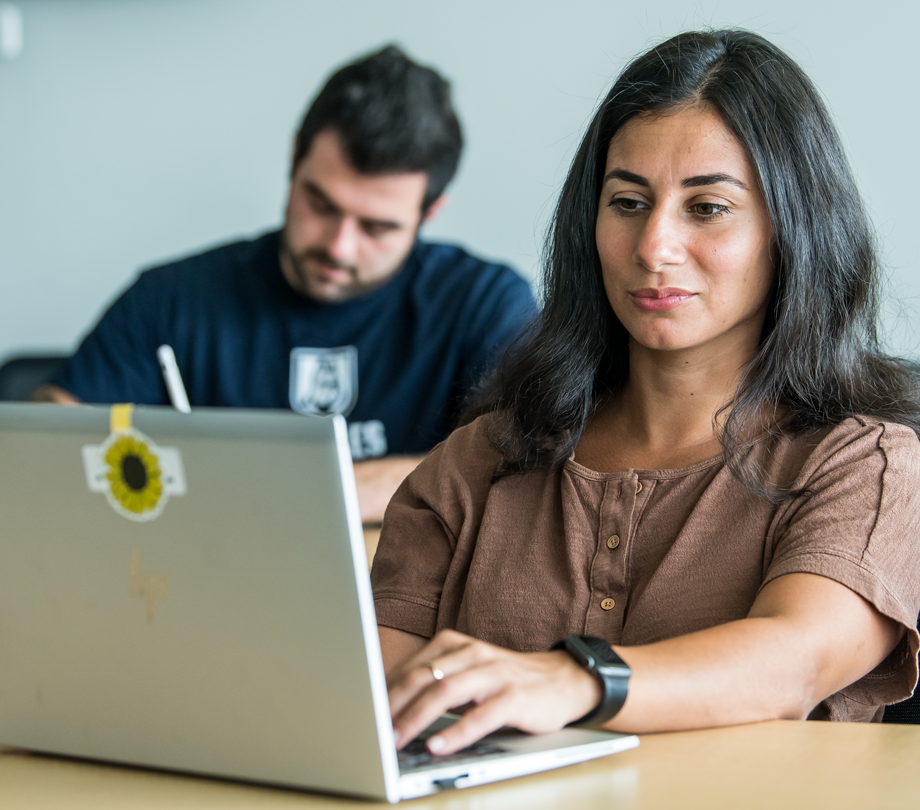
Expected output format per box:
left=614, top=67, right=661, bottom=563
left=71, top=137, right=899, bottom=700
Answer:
left=584, top=471, right=647, bottom=641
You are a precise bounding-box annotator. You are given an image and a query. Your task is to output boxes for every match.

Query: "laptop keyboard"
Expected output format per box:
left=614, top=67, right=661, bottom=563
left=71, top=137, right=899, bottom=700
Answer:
left=397, top=737, right=509, bottom=771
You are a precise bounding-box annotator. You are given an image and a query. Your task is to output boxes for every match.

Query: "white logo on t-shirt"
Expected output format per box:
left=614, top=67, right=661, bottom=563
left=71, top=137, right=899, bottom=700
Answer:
left=348, top=420, right=388, bottom=460
left=288, top=346, right=388, bottom=459
left=289, top=346, right=358, bottom=417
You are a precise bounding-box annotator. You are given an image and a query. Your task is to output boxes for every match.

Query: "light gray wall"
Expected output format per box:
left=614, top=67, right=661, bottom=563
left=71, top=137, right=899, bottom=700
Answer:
left=1, top=0, right=917, bottom=363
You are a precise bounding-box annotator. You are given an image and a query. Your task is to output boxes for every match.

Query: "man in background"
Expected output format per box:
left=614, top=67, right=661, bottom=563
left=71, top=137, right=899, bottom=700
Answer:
left=35, top=45, right=535, bottom=522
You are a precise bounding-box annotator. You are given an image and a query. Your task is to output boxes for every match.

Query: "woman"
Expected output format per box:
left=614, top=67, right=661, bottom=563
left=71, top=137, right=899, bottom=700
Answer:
left=371, top=29, right=920, bottom=754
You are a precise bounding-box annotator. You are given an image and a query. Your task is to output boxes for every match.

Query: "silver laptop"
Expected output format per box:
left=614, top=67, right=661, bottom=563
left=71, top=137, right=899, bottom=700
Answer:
left=0, top=403, right=638, bottom=802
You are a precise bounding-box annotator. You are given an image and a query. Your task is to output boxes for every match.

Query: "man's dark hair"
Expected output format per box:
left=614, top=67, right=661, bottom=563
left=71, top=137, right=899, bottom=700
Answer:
left=292, top=44, right=463, bottom=212
left=470, top=29, right=920, bottom=500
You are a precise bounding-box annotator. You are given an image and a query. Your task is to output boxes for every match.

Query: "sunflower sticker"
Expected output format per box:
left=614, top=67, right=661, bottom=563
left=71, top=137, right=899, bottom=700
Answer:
left=82, top=410, right=186, bottom=522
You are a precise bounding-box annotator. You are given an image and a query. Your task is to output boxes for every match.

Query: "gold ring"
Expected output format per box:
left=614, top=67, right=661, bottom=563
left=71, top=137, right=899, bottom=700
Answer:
left=424, top=661, right=445, bottom=681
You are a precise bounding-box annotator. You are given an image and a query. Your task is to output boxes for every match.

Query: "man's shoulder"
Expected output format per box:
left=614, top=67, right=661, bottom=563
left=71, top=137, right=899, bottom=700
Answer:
left=136, top=230, right=280, bottom=287
left=411, top=238, right=518, bottom=275
left=406, top=239, right=532, bottom=299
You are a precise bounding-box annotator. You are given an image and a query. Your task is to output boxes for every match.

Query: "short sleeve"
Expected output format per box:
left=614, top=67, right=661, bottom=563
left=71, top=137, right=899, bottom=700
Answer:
left=763, top=418, right=920, bottom=707
left=371, top=417, right=501, bottom=637
left=53, top=271, right=168, bottom=405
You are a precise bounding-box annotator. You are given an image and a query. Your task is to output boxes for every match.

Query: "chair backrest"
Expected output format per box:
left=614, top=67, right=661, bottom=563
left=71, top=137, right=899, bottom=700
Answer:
left=883, top=613, right=920, bottom=724
left=884, top=693, right=920, bottom=724
left=0, top=354, right=68, bottom=402
left=885, top=362, right=920, bottom=723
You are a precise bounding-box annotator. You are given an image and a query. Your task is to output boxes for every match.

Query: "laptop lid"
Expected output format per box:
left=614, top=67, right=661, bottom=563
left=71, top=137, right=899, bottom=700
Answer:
left=0, top=403, right=400, bottom=800
left=0, top=403, right=637, bottom=802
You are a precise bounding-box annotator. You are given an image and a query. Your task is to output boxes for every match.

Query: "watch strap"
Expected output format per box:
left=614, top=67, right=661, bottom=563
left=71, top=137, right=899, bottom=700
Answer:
left=552, top=634, right=630, bottom=728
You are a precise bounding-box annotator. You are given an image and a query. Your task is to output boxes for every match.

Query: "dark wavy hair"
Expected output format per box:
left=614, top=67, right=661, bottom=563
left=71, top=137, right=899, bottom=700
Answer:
left=473, top=29, right=920, bottom=499
left=293, top=44, right=463, bottom=212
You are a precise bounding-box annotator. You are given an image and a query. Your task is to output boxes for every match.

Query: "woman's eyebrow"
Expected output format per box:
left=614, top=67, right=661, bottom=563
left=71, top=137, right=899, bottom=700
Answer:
left=602, top=168, right=749, bottom=190
left=603, top=168, right=648, bottom=186
left=682, top=173, right=748, bottom=189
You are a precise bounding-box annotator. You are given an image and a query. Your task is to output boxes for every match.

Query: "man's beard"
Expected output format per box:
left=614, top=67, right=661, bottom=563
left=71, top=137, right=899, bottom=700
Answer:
left=279, top=232, right=358, bottom=300
left=278, top=225, right=415, bottom=302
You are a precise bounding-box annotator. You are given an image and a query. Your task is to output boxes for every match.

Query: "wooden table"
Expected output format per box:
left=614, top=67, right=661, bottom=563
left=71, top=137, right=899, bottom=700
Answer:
left=1, top=720, right=917, bottom=809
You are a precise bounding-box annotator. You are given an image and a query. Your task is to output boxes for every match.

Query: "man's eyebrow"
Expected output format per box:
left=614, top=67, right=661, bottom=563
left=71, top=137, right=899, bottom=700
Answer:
left=682, top=173, right=748, bottom=190
left=302, top=180, right=404, bottom=231
left=360, top=216, right=403, bottom=231
left=303, top=180, right=341, bottom=213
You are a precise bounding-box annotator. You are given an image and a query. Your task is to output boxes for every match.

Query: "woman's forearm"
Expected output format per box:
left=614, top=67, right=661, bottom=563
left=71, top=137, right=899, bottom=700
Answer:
left=606, top=573, right=903, bottom=733
left=380, top=573, right=903, bottom=753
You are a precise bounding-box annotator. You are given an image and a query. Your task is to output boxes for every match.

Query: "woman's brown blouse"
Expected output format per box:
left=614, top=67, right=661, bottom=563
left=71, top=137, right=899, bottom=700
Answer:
left=371, top=414, right=920, bottom=721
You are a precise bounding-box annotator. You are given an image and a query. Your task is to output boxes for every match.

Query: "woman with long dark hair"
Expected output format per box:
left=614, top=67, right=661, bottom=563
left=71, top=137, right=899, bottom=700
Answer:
left=372, top=29, right=920, bottom=753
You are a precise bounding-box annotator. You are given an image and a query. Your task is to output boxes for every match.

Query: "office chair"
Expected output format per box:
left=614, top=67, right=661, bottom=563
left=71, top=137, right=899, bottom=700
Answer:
left=882, top=360, right=920, bottom=724
left=882, top=613, right=920, bottom=724
left=0, top=354, right=68, bottom=401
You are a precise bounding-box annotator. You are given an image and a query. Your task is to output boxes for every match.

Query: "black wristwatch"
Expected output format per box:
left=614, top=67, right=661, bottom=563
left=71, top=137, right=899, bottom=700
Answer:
left=551, top=634, right=631, bottom=727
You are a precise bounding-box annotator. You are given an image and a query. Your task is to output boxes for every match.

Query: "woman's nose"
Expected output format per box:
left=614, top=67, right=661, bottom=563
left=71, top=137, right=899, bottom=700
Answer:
left=633, top=207, right=687, bottom=271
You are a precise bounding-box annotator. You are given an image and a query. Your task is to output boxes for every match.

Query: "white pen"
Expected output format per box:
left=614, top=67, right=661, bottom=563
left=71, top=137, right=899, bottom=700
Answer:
left=156, top=344, right=191, bottom=413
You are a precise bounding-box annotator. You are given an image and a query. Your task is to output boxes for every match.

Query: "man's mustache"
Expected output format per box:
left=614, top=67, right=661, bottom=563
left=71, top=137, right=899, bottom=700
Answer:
left=294, top=248, right=356, bottom=275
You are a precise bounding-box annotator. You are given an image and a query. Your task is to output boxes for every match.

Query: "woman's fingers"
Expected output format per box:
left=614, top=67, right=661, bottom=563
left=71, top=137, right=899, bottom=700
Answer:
left=426, top=689, right=519, bottom=754
left=391, top=657, right=516, bottom=751
left=388, top=636, right=603, bottom=754
left=386, top=629, right=472, bottom=688
left=387, top=630, right=487, bottom=717
left=388, top=633, right=501, bottom=746
left=388, top=660, right=453, bottom=736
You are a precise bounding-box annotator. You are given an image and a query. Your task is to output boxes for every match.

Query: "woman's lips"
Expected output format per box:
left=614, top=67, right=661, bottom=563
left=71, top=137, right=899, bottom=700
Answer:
left=630, top=287, right=695, bottom=311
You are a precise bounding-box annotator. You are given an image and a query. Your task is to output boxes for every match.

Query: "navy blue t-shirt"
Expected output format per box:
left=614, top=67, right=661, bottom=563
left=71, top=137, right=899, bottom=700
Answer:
left=54, top=231, right=535, bottom=459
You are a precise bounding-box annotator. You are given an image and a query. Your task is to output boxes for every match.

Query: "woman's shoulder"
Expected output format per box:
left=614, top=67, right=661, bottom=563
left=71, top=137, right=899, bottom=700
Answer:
left=763, top=415, right=920, bottom=491
left=382, top=413, right=507, bottom=543
left=407, top=413, right=505, bottom=494
left=433, top=412, right=504, bottom=463
left=809, top=416, right=919, bottom=462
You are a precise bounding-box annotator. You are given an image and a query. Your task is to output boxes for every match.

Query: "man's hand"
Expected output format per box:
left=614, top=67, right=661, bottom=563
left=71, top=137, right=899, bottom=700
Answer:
left=31, top=384, right=80, bottom=404
left=353, top=455, right=424, bottom=524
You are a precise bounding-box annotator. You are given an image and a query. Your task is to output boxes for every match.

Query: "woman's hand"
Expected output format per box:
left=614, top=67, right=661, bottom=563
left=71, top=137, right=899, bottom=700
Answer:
left=386, top=629, right=602, bottom=755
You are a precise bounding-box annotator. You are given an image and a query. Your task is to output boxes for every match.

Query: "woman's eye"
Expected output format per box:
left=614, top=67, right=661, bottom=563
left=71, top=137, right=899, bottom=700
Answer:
left=609, top=197, right=645, bottom=214
left=691, top=202, right=729, bottom=218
